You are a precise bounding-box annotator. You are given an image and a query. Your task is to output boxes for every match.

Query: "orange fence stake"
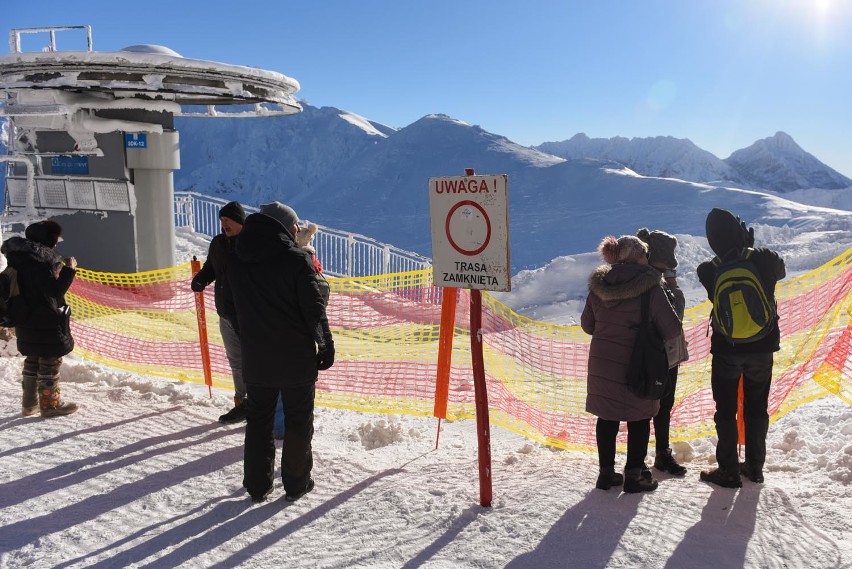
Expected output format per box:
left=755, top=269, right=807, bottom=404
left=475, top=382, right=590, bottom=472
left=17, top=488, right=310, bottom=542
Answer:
left=434, top=287, right=458, bottom=420
left=191, top=257, right=213, bottom=398
left=737, top=374, right=745, bottom=447
left=434, top=287, right=458, bottom=450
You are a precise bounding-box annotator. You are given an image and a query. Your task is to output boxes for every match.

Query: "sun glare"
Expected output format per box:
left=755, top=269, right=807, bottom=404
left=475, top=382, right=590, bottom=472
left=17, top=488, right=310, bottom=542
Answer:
left=753, top=0, right=848, bottom=48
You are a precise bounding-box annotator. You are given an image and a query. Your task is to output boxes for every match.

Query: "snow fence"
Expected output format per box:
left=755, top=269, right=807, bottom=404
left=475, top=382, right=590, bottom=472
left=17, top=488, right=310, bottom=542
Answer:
left=66, top=249, right=852, bottom=452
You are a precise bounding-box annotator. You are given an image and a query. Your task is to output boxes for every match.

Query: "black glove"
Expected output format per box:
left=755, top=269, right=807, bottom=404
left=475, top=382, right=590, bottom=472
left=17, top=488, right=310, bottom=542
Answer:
left=740, top=220, right=755, bottom=247
left=190, top=276, right=205, bottom=293
left=317, top=339, right=335, bottom=371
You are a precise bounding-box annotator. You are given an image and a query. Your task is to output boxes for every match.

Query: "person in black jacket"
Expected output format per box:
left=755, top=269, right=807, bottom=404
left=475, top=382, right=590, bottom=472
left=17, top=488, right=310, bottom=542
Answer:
left=1, top=220, right=78, bottom=417
left=637, top=228, right=688, bottom=477
left=696, top=208, right=786, bottom=487
left=228, top=202, right=334, bottom=503
left=191, top=201, right=247, bottom=424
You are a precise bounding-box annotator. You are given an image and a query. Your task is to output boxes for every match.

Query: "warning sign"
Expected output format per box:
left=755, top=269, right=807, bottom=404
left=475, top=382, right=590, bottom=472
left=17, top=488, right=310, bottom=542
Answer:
left=428, top=174, right=510, bottom=292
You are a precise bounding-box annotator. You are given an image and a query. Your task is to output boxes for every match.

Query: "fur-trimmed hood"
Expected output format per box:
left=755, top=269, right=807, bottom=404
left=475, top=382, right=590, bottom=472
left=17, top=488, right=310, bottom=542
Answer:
left=1, top=236, right=63, bottom=272
left=588, top=262, right=663, bottom=303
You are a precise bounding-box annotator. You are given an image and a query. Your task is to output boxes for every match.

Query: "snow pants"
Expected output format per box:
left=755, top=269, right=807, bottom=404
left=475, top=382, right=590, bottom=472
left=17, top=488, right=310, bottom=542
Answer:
left=652, top=365, right=679, bottom=452
left=710, top=352, right=773, bottom=471
left=243, top=382, right=315, bottom=497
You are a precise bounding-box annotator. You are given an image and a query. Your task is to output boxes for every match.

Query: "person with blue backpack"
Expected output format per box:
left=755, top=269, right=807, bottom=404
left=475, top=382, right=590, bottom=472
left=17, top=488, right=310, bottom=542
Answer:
left=696, top=208, right=786, bottom=488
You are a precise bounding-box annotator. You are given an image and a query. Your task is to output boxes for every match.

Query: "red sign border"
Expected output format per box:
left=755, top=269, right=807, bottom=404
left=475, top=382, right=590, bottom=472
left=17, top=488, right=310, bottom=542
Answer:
left=445, top=199, right=492, bottom=256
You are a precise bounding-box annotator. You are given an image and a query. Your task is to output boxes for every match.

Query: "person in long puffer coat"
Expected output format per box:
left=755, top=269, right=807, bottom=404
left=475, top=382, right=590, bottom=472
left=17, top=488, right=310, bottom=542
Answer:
left=228, top=202, right=334, bottom=503
left=1, top=220, right=78, bottom=417
left=581, top=235, right=686, bottom=493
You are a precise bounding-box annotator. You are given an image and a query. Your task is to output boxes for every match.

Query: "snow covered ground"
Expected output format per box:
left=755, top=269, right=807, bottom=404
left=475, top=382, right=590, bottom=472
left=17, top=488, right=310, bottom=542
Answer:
left=0, top=228, right=850, bottom=568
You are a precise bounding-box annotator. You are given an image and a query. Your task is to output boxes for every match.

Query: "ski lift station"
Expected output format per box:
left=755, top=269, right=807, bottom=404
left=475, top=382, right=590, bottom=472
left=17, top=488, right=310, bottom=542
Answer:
left=0, top=25, right=301, bottom=272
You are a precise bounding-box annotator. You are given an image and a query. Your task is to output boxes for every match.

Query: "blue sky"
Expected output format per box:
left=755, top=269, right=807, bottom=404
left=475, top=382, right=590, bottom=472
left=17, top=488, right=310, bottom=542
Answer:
left=7, top=0, right=852, bottom=178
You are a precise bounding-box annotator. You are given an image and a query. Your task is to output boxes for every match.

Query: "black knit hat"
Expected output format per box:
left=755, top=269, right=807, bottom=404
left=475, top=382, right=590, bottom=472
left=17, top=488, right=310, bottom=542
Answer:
left=219, top=201, right=246, bottom=226
left=25, top=220, right=63, bottom=248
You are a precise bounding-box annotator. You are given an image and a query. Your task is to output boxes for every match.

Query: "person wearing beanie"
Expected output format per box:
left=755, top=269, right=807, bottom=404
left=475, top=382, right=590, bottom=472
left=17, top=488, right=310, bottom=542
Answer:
left=191, top=200, right=247, bottom=424
left=637, top=228, right=687, bottom=477
left=581, top=235, right=685, bottom=494
left=696, top=209, right=785, bottom=488
left=273, top=221, right=329, bottom=440
left=258, top=201, right=299, bottom=237
left=228, top=203, right=333, bottom=503
left=1, top=220, right=78, bottom=417
left=218, top=201, right=246, bottom=226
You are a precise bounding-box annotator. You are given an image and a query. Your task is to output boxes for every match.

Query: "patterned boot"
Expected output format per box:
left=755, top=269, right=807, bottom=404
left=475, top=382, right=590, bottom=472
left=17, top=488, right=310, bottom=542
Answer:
left=38, top=377, right=78, bottom=418
left=22, top=374, right=39, bottom=416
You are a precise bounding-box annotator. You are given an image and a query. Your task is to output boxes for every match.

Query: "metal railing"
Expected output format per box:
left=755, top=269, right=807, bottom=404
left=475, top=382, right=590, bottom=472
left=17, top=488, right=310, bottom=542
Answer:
left=174, top=191, right=431, bottom=277
left=9, top=26, right=93, bottom=53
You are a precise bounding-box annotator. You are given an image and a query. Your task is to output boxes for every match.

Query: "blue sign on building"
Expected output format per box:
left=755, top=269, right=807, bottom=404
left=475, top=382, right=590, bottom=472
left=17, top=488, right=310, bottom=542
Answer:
left=51, top=155, right=89, bottom=175
left=125, top=133, right=147, bottom=148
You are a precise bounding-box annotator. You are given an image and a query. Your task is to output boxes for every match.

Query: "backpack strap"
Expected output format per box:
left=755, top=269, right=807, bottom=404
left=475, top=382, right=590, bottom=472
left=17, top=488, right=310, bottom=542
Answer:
left=639, top=287, right=652, bottom=324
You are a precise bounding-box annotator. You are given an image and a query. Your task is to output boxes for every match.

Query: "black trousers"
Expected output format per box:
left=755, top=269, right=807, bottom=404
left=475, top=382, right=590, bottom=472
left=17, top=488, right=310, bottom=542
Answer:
left=710, top=352, right=773, bottom=471
left=652, top=366, right=679, bottom=452
left=244, top=382, right=315, bottom=496
left=596, top=417, right=651, bottom=471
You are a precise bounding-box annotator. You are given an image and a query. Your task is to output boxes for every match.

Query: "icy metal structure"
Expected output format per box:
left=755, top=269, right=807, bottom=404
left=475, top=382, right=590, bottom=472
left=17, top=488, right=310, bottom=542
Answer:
left=0, top=25, right=301, bottom=271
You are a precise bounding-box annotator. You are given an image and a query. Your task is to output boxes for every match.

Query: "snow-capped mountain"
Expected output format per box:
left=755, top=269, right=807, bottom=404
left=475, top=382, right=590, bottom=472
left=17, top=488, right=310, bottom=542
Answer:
left=726, top=131, right=852, bottom=192
left=171, top=107, right=852, bottom=270
left=174, top=105, right=396, bottom=205
left=535, top=131, right=852, bottom=193
left=535, top=133, right=738, bottom=184
left=2, top=104, right=851, bottom=271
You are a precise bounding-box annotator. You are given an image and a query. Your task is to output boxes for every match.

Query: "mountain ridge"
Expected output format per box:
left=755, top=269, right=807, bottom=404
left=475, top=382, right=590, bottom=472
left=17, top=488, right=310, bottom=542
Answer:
left=2, top=105, right=851, bottom=271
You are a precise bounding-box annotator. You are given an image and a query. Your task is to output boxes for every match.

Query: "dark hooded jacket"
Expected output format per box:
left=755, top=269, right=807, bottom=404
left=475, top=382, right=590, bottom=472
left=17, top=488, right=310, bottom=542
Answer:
left=191, top=234, right=238, bottom=322
left=696, top=208, right=786, bottom=354
left=1, top=236, right=75, bottom=357
left=227, top=213, right=332, bottom=386
left=581, top=263, right=683, bottom=421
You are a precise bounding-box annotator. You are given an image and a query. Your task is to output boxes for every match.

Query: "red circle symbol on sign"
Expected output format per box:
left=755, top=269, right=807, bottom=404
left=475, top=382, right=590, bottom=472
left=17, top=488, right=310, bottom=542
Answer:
left=445, top=200, right=491, bottom=256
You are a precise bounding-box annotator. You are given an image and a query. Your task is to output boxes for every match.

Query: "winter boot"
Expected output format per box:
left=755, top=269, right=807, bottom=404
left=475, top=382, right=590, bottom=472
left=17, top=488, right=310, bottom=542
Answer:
left=740, top=462, right=764, bottom=483
left=218, top=395, right=247, bottom=424
left=699, top=467, right=742, bottom=488
left=623, top=467, right=658, bottom=493
left=250, top=486, right=273, bottom=503
left=595, top=466, right=625, bottom=490
left=654, top=448, right=687, bottom=476
left=38, top=378, right=78, bottom=418
left=285, top=478, right=315, bottom=502
left=22, top=375, right=39, bottom=417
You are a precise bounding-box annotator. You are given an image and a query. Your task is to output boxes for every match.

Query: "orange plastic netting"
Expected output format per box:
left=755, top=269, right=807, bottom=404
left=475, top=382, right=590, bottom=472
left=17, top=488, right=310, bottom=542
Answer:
left=67, top=249, right=852, bottom=452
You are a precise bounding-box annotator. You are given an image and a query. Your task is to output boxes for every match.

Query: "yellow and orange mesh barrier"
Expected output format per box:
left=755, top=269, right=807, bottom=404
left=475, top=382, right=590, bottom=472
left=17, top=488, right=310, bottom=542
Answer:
left=67, top=249, right=852, bottom=452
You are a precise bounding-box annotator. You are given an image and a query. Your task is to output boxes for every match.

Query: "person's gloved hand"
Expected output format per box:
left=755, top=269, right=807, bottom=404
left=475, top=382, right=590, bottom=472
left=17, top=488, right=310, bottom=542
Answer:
left=317, top=338, right=335, bottom=370
left=740, top=220, right=755, bottom=247
left=190, top=276, right=205, bottom=293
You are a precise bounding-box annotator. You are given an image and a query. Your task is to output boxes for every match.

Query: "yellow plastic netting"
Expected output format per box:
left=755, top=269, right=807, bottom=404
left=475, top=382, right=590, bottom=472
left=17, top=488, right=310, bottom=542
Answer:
left=67, top=249, right=852, bottom=452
